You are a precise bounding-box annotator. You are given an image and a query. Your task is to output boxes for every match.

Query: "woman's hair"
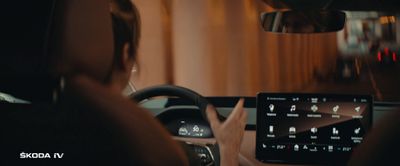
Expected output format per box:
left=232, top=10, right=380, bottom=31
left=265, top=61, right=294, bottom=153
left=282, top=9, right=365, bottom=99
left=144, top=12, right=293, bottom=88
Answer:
left=110, top=0, right=141, bottom=66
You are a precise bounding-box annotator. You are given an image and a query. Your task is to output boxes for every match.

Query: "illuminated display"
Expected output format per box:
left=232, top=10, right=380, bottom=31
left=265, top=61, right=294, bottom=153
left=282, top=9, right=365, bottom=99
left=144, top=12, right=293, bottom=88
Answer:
left=256, top=93, right=372, bottom=164
left=177, top=120, right=211, bottom=138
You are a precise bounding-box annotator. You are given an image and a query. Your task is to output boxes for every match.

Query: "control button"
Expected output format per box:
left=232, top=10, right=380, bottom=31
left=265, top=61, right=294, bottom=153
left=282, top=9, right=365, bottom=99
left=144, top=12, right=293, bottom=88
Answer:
left=333, top=105, right=339, bottom=113
left=311, top=127, right=318, bottom=134
left=355, top=106, right=361, bottom=112
left=311, top=105, right=318, bottom=112
left=303, top=145, right=308, bottom=150
left=269, top=104, right=275, bottom=112
left=332, top=127, right=339, bottom=135
left=269, top=125, right=274, bottom=133
left=192, top=145, right=213, bottom=165
left=262, top=143, right=267, bottom=148
left=354, top=127, right=361, bottom=134
left=294, top=144, right=299, bottom=151
left=290, top=105, right=296, bottom=112
left=328, top=145, right=334, bottom=152
left=289, top=127, right=296, bottom=134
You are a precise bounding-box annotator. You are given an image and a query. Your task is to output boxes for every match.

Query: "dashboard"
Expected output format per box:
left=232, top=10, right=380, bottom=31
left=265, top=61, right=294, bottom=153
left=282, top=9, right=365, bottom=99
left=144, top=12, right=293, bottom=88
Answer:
left=141, top=96, right=400, bottom=166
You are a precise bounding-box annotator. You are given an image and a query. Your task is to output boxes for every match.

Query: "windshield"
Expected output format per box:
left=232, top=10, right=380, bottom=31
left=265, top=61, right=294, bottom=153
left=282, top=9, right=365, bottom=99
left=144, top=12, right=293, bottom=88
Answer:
left=130, top=2, right=400, bottom=103
left=322, top=12, right=399, bottom=102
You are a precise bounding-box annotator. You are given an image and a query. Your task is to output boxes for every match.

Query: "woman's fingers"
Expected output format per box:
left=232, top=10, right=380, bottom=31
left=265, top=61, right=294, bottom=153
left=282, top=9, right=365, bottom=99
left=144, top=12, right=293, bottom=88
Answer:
left=240, top=109, right=248, bottom=128
left=207, top=99, right=247, bottom=133
left=206, top=105, right=221, bottom=131
left=228, top=98, right=245, bottom=121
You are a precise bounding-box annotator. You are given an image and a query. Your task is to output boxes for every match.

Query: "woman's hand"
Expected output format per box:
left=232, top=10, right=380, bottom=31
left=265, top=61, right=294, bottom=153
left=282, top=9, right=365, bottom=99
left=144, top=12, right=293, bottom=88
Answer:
left=206, top=98, right=247, bottom=166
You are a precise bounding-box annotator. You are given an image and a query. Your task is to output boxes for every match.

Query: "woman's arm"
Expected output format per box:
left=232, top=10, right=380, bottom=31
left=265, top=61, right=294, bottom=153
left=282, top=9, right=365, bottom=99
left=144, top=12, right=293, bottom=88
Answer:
left=206, top=99, right=248, bottom=166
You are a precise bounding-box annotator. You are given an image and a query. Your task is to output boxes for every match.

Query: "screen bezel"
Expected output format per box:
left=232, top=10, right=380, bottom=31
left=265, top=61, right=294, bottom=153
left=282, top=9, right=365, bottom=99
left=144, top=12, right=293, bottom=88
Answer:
left=255, top=93, right=373, bottom=165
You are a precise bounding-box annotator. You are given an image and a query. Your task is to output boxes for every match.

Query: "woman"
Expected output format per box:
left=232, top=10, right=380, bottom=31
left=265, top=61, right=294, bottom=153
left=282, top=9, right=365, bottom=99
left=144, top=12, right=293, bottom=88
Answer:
left=49, top=0, right=247, bottom=165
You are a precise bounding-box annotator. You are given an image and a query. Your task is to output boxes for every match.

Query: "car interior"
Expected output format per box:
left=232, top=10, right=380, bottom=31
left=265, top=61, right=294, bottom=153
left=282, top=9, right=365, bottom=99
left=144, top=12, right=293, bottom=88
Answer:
left=1, top=0, right=400, bottom=165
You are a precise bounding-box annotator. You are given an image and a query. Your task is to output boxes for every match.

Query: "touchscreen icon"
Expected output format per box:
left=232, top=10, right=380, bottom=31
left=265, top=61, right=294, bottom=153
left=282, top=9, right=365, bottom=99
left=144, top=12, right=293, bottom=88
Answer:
left=269, top=125, right=274, bottom=133
left=311, top=127, right=318, bottom=134
left=328, top=145, right=333, bottom=152
left=355, top=106, right=361, bottom=112
left=289, top=127, right=296, bottom=134
left=332, top=127, right=339, bottom=135
left=333, top=105, right=339, bottom=113
left=294, top=144, right=299, bottom=151
left=354, top=127, right=361, bottom=134
left=269, top=104, right=275, bottom=112
left=311, top=105, right=318, bottom=112
left=290, top=105, right=296, bottom=112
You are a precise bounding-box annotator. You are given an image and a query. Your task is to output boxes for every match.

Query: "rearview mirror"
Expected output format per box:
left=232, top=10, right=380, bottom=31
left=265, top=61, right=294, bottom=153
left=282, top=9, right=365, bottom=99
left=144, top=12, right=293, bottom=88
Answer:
left=261, top=10, right=346, bottom=34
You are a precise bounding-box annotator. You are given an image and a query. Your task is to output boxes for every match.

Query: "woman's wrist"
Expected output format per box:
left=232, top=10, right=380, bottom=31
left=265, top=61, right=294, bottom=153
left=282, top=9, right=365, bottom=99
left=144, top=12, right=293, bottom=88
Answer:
left=219, top=146, right=240, bottom=166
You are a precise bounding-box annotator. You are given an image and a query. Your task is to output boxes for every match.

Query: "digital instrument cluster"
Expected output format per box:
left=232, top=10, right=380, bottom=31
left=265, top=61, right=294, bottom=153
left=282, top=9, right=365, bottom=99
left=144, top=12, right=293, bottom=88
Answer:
left=178, top=122, right=210, bottom=138
left=167, top=119, right=212, bottom=138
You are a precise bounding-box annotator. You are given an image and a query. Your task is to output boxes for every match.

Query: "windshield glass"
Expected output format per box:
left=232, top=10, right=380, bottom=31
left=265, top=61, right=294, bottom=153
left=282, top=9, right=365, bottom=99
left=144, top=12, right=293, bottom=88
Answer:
left=332, top=12, right=398, bottom=101
left=304, top=11, right=400, bottom=102
left=130, top=1, right=400, bottom=103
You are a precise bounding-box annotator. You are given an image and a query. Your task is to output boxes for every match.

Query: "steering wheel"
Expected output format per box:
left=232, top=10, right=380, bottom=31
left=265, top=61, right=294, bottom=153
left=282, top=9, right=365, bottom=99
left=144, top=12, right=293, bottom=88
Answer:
left=130, top=84, right=225, bottom=122
left=130, top=85, right=223, bottom=166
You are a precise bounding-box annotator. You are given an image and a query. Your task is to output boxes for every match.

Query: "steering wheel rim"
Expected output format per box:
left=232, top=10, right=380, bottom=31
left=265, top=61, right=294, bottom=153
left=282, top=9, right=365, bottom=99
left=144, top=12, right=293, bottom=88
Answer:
left=130, top=85, right=225, bottom=123
left=130, top=85, right=224, bottom=166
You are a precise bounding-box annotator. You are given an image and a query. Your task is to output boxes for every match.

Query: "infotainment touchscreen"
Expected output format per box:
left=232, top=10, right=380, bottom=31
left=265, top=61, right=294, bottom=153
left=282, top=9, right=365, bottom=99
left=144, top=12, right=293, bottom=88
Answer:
left=256, top=93, right=372, bottom=164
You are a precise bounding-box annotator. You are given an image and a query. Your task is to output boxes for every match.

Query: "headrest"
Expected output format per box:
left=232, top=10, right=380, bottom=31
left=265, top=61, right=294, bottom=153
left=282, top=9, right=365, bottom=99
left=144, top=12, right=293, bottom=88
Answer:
left=0, top=1, right=57, bottom=102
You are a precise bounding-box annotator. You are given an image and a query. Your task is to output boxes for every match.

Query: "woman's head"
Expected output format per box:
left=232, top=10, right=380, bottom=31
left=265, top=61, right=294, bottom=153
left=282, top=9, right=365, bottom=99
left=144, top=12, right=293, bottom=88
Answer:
left=50, top=0, right=141, bottom=92
left=110, top=0, right=141, bottom=67
left=108, top=0, right=141, bottom=92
